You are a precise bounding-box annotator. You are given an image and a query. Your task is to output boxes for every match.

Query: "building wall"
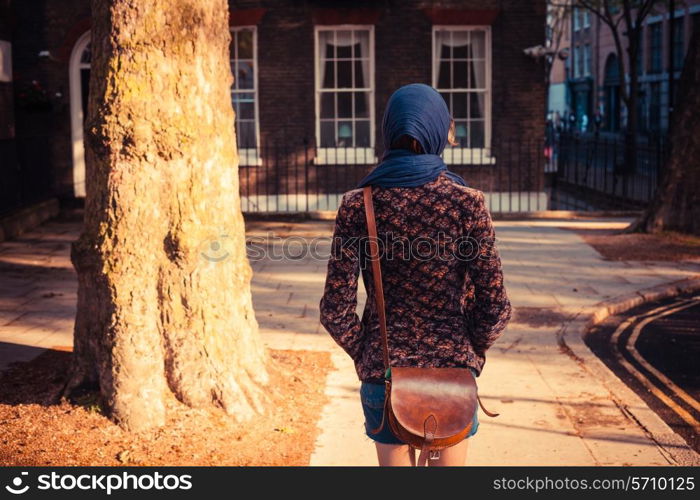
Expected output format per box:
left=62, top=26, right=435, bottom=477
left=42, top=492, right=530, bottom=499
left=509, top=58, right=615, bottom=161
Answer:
left=1, top=0, right=19, bottom=213
left=10, top=0, right=90, bottom=201
left=0, top=0, right=13, bottom=141
left=9, top=0, right=547, bottom=205
left=236, top=0, right=547, bottom=195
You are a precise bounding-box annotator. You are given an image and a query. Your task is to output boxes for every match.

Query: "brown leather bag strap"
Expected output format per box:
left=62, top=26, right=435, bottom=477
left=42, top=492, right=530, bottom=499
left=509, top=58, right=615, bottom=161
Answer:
left=477, top=394, right=500, bottom=417
left=363, top=186, right=390, bottom=371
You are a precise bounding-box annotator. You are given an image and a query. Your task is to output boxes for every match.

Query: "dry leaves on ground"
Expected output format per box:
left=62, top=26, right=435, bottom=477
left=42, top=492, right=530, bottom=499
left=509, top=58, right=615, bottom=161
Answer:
left=0, top=348, right=331, bottom=466
left=569, top=227, right=700, bottom=262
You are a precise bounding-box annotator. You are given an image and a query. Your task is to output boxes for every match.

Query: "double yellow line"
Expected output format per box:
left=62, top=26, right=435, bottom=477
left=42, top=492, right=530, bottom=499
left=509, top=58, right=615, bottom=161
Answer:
left=610, top=297, right=700, bottom=435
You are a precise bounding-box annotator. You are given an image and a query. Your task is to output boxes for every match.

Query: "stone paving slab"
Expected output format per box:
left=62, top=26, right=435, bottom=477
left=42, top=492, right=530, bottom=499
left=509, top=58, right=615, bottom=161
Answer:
left=0, top=215, right=699, bottom=466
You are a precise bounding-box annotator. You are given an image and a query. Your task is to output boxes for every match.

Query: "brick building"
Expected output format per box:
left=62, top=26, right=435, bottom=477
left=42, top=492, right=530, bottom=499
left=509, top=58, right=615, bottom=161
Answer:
left=4, top=0, right=547, bottom=214
left=549, top=1, right=699, bottom=136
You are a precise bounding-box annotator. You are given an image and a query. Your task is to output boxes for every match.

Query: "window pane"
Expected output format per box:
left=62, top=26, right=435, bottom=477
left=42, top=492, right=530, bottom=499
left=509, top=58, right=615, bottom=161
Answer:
left=237, top=120, right=256, bottom=148
left=80, top=43, right=91, bottom=64
left=237, top=101, right=255, bottom=120
left=321, top=93, right=335, bottom=119
left=356, top=121, right=370, bottom=147
left=453, top=121, right=469, bottom=147
left=337, top=121, right=353, bottom=147
left=354, top=60, right=367, bottom=88
left=452, top=92, right=468, bottom=118
left=353, top=31, right=369, bottom=57
left=338, top=92, right=352, bottom=118
left=337, top=60, right=352, bottom=87
left=437, top=61, right=451, bottom=88
left=453, top=41, right=469, bottom=59
left=453, top=61, right=468, bottom=88
left=236, top=61, right=254, bottom=89
left=470, top=120, right=485, bottom=148
left=470, top=60, right=486, bottom=89
left=236, top=30, right=253, bottom=59
left=440, top=42, right=450, bottom=59
left=354, top=91, right=369, bottom=118
left=470, top=31, right=486, bottom=59
left=336, top=31, right=353, bottom=58
left=322, top=61, right=335, bottom=88
left=469, top=92, right=485, bottom=119
left=321, top=121, right=336, bottom=147
left=337, top=45, right=352, bottom=58
left=320, top=31, right=335, bottom=58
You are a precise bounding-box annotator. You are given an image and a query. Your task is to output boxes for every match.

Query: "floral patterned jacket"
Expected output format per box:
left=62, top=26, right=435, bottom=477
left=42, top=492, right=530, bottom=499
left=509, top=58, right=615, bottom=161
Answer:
left=319, top=172, right=512, bottom=382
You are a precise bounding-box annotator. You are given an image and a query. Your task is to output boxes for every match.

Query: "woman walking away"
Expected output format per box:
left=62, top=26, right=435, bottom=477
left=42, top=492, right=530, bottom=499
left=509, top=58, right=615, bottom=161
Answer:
left=319, top=83, right=512, bottom=467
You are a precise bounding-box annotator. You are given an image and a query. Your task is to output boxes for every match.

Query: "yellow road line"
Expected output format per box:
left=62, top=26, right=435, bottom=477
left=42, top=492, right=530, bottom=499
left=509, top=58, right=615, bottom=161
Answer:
left=628, top=299, right=700, bottom=414
left=610, top=297, right=700, bottom=434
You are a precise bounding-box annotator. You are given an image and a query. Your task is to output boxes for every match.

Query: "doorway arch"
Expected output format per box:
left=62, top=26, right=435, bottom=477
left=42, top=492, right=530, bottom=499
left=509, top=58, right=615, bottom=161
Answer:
left=69, top=31, right=90, bottom=197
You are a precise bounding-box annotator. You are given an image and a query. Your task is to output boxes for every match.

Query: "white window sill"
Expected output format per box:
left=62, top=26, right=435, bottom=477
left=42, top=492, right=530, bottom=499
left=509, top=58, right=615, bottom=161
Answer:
left=442, top=148, right=496, bottom=165
left=238, top=149, right=262, bottom=167
left=313, top=148, right=377, bottom=165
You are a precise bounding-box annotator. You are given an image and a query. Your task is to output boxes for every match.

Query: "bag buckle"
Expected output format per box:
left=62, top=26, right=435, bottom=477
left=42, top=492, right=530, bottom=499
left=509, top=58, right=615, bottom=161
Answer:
left=429, top=450, right=441, bottom=460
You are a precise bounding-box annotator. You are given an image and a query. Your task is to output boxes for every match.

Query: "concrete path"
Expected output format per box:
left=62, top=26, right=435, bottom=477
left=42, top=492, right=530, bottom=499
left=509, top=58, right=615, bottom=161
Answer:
left=1, top=215, right=699, bottom=466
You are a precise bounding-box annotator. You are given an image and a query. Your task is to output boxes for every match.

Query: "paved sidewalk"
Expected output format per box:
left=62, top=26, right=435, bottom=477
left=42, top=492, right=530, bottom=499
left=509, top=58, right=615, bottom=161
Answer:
left=1, top=215, right=699, bottom=466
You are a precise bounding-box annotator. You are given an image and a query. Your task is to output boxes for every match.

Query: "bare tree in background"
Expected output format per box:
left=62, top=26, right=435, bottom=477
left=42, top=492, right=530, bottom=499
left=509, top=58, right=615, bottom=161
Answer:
left=569, top=0, right=665, bottom=174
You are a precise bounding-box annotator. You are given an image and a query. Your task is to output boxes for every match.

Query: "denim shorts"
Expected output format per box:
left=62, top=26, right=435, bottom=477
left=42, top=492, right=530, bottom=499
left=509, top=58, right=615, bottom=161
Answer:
left=360, top=367, right=480, bottom=445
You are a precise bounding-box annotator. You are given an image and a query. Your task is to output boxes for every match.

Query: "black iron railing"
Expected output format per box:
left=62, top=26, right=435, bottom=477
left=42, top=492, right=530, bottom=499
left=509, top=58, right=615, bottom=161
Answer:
left=237, top=141, right=547, bottom=214
left=548, top=132, right=667, bottom=211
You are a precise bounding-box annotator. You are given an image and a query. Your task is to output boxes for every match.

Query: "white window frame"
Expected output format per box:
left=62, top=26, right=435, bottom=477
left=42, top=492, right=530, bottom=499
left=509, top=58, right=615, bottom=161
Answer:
left=69, top=31, right=90, bottom=197
left=432, top=25, right=494, bottom=165
left=313, top=25, right=377, bottom=165
left=230, top=26, right=261, bottom=167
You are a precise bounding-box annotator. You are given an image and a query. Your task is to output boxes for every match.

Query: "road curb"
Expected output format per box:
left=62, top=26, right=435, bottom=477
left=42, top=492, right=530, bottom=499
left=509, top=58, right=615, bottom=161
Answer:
left=558, top=276, right=700, bottom=466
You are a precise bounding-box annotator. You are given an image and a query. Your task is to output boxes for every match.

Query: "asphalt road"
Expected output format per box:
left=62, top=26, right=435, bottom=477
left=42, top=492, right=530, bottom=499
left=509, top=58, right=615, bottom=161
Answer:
left=585, top=292, right=700, bottom=454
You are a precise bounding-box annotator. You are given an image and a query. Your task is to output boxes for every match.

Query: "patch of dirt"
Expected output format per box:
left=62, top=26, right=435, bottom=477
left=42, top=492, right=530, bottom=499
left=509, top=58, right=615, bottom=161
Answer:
left=510, top=307, right=572, bottom=327
left=568, top=398, right=629, bottom=429
left=568, top=227, right=700, bottom=262
left=0, top=348, right=331, bottom=466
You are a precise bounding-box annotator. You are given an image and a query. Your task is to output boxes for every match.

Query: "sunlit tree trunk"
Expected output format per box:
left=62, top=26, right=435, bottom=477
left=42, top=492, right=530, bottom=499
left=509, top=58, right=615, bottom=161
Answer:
left=66, top=0, right=268, bottom=431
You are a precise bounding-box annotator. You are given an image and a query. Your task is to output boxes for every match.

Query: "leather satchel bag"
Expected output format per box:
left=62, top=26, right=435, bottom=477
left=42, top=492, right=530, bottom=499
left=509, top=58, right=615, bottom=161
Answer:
left=362, top=186, right=499, bottom=464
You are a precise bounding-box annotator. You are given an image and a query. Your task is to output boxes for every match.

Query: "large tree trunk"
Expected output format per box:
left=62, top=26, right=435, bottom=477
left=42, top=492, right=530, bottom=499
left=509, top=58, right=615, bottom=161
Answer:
left=626, top=27, right=700, bottom=235
left=66, top=0, right=269, bottom=431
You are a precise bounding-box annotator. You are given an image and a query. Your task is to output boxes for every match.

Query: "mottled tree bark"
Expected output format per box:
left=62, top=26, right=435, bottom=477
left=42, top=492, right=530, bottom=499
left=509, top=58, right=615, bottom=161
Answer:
left=627, top=28, right=700, bottom=235
left=66, top=0, right=269, bottom=431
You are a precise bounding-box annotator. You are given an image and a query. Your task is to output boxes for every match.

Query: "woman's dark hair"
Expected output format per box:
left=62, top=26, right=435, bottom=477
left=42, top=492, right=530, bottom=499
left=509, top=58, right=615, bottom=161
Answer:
left=390, top=134, right=424, bottom=154
left=389, top=120, right=458, bottom=154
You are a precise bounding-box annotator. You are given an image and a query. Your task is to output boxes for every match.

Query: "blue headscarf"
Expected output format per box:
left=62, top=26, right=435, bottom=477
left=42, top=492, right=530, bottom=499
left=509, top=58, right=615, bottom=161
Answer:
left=357, top=83, right=467, bottom=188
